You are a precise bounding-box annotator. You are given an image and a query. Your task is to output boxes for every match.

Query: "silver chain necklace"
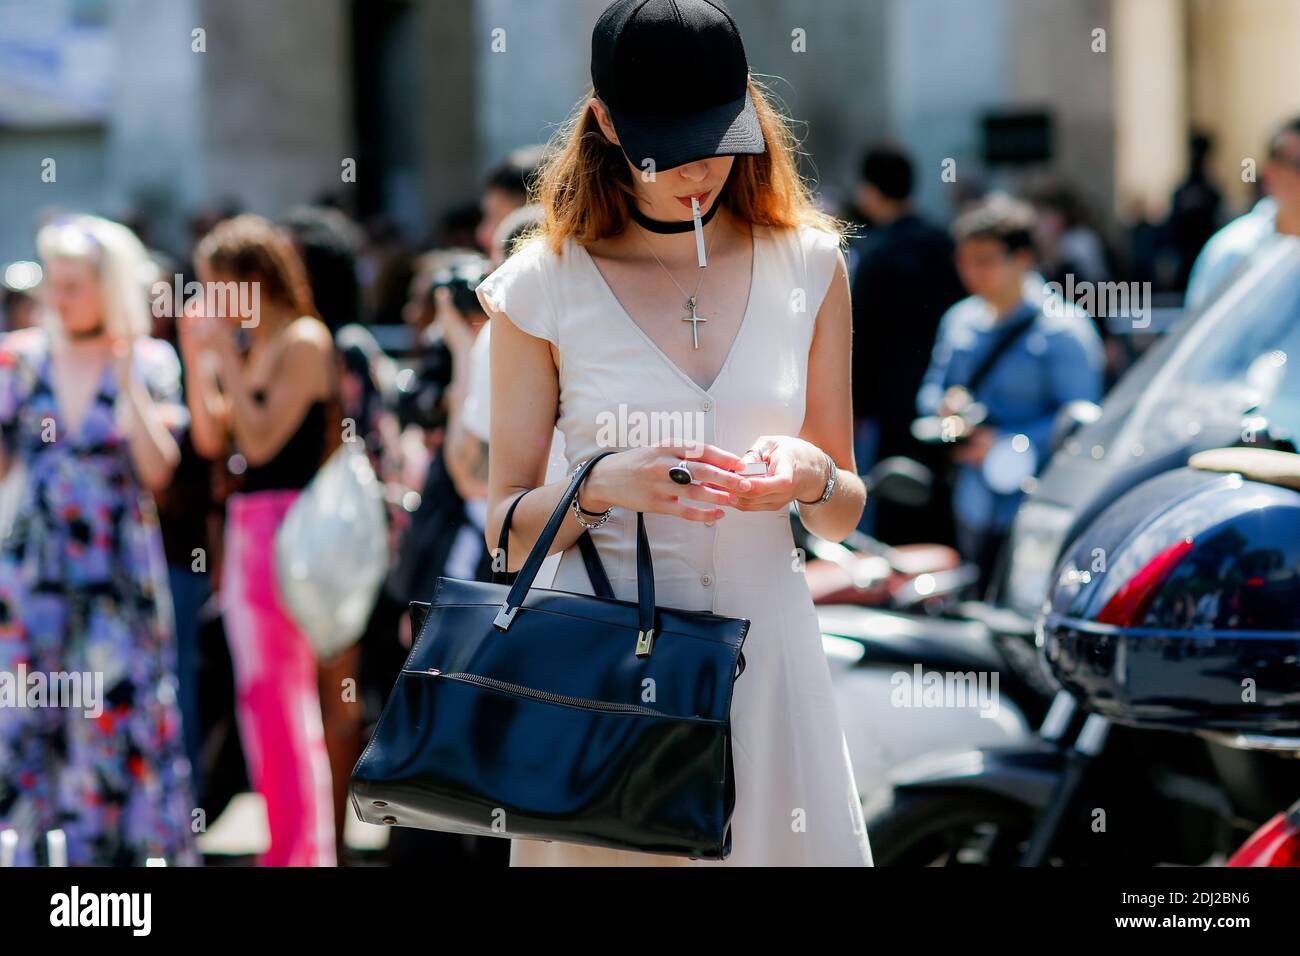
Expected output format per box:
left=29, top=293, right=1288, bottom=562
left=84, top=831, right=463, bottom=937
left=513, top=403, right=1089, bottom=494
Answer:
left=634, top=218, right=721, bottom=350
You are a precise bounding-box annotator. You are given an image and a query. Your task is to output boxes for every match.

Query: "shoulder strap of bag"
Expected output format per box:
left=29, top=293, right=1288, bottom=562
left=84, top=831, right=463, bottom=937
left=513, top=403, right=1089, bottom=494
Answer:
left=493, top=487, right=614, bottom=598
left=494, top=452, right=655, bottom=649
left=964, top=307, right=1039, bottom=397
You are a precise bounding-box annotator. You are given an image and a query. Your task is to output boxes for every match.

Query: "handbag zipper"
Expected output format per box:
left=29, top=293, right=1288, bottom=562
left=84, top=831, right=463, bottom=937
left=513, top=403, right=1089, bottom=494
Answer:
left=412, top=668, right=663, bottom=716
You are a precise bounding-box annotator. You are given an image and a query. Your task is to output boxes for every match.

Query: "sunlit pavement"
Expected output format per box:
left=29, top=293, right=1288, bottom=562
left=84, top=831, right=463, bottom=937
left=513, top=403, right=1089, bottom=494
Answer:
left=823, top=642, right=1033, bottom=803
left=197, top=793, right=389, bottom=866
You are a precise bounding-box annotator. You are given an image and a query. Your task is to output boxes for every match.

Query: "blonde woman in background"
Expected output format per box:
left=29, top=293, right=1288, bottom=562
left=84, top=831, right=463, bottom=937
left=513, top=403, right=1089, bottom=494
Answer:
left=0, top=214, right=197, bottom=866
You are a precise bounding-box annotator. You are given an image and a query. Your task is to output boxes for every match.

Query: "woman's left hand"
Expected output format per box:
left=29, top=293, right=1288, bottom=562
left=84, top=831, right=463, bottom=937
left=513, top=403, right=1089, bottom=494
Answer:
left=108, top=333, right=136, bottom=387
left=729, top=434, right=832, bottom=511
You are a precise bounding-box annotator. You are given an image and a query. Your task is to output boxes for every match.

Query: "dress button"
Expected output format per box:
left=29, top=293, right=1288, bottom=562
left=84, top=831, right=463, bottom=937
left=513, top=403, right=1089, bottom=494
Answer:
left=702, top=399, right=712, bottom=411
left=701, top=574, right=713, bottom=586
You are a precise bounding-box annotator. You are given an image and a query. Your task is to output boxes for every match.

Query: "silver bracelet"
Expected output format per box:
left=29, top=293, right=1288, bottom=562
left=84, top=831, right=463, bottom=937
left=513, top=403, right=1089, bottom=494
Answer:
left=569, top=459, right=614, bottom=530
left=571, top=495, right=613, bottom=530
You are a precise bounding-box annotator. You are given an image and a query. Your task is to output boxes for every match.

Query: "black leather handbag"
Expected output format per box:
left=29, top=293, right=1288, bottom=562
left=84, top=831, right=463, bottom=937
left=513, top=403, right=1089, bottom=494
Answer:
left=350, top=452, right=750, bottom=859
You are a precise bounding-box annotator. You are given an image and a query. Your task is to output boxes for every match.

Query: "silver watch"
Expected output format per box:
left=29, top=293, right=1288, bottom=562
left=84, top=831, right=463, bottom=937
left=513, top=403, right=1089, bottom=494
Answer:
left=796, top=451, right=837, bottom=507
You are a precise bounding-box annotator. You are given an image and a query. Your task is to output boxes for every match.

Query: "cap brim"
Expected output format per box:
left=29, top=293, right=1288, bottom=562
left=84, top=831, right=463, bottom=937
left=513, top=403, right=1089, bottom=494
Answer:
left=609, top=89, right=766, bottom=173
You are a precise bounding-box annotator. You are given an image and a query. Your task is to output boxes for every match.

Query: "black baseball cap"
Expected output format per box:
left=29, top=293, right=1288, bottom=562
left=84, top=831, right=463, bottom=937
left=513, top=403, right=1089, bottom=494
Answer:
left=591, top=0, right=766, bottom=173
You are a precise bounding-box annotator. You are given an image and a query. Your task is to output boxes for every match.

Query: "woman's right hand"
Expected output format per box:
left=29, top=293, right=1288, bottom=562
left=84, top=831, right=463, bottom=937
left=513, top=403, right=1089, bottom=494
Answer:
left=177, top=297, right=222, bottom=366
left=580, top=444, right=753, bottom=522
left=433, top=286, right=475, bottom=356
left=176, top=299, right=202, bottom=362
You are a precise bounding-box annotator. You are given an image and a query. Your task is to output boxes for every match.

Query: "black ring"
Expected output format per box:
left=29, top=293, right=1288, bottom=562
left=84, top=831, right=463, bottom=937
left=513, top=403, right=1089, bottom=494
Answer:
left=668, top=463, right=693, bottom=485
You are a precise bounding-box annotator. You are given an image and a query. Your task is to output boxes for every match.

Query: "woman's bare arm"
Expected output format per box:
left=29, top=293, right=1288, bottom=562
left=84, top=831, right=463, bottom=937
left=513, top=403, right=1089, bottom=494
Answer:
left=795, top=248, right=867, bottom=542
left=185, top=360, right=230, bottom=460
left=443, top=335, right=489, bottom=502
left=115, top=365, right=182, bottom=492
left=483, top=310, right=589, bottom=573
left=178, top=309, right=231, bottom=460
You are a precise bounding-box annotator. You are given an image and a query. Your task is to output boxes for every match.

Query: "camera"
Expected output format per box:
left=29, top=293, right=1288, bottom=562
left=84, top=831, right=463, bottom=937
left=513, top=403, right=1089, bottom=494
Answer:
left=426, top=256, right=489, bottom=318
left=911, top=385, right=989, bottom=444
left=395, top=340, right=454, bottom=433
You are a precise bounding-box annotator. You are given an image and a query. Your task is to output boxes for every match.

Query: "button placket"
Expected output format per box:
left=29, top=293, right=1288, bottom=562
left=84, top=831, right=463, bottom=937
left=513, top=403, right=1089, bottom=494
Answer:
left=702, top=397, right=717, bottom=528
left=701, top=399, right=719, bottom=611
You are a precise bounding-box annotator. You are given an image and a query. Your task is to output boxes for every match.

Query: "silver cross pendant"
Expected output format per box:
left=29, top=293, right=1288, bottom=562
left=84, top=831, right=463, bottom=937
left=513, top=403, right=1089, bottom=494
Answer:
left=683, top=295, right=707, bottom=350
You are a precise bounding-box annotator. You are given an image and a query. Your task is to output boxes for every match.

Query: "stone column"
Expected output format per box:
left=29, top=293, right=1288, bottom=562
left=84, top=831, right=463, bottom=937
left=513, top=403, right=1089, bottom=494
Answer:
left=195, top=0, right=352, bottom=222
left=1112, top=0, right=1185, bottom=220
left=105, top=0, right=206, bottom=254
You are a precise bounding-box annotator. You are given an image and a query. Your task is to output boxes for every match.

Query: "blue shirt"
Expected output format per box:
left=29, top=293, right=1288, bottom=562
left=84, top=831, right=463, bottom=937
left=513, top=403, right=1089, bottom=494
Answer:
left=917, top=280, right=1104, bottom=531
left=1184, top=197, right=1278, bottom=312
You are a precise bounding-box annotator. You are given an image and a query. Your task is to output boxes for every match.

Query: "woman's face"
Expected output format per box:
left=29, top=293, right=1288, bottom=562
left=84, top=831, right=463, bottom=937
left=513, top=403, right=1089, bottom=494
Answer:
left=590, top=98, right=736, bottom=222
left=194, top=261, right=252, bottom=327
left=43, top=257, right=103, bottom=335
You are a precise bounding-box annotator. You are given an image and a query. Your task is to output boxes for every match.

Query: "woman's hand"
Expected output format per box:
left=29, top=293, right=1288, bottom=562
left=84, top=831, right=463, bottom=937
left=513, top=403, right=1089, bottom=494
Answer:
left=107, top=333, right=181, bottom=492
left=730, top=434, right=832, bottom=512
left=581, top=442, right=754, bottom=522
left=108, top=333, right=136, bottom=388
left=434, top=287, right=475, bottom=357
left=178, top=300, right=237, bottom=370
left=950, top=425, right=995, bottom=466
left=178, top=296, right=214, bottom=349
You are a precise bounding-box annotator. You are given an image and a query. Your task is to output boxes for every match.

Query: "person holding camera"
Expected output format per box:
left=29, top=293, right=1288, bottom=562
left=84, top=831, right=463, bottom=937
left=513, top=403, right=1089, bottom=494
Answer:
left=391, top=250, right=493, bottom=586
left=916, top=194, right=1103, bottom=590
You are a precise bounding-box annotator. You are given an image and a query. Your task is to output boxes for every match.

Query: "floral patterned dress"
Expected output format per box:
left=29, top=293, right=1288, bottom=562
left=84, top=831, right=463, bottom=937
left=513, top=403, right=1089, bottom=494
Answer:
left=0, top=327, right=198, bottom=866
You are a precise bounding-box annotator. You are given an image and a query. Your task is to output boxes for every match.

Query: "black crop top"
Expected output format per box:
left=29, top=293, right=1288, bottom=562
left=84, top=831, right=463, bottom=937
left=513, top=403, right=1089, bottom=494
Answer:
left=239, top=396, right=328, bottom=493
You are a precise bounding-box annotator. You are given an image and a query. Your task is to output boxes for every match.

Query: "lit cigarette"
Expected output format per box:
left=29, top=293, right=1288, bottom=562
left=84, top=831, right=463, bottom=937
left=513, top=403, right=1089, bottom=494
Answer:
left=692, top=197, right=707, bottom=268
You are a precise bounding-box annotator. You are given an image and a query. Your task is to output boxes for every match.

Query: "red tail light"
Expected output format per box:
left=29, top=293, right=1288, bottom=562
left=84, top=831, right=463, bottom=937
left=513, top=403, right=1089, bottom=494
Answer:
left=1228, top=802, right=1300, bottom=867
left=1096, top=538, right=1194, bottom=627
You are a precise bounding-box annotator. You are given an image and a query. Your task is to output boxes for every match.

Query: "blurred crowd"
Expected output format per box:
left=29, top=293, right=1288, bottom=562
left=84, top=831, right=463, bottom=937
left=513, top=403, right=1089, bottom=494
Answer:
left=1, top=112, right=1297, bottom=865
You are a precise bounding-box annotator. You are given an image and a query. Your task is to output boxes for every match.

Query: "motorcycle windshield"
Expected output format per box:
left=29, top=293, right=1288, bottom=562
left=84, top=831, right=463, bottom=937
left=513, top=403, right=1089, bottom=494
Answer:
left=1108, top=237, right=1300, bottom=461
left=999, top=235, right=1300, bottom=619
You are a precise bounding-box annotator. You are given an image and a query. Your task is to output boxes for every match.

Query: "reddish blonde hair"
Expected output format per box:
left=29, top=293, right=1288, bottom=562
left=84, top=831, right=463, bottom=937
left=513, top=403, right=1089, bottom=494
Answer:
left=525, top=77, right=850, bottom=255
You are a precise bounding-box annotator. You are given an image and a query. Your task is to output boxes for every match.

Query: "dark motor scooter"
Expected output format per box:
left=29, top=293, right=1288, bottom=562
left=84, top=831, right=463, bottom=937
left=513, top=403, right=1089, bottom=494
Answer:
left=866, top=450, right=1300, bottom=865
left=855, top=238, right=1300, bottom=856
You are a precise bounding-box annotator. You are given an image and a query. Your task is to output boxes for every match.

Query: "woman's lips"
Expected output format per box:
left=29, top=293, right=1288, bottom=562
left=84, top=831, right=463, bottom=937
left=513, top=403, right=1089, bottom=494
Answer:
left=675, top=190, right=711, bottom=209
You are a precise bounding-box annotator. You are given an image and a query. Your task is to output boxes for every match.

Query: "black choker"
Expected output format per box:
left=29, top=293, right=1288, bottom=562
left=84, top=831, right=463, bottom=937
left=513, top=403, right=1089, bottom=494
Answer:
left=66, top=325, right=107, bottom=341
left=628, top=198, right=720, bottom=234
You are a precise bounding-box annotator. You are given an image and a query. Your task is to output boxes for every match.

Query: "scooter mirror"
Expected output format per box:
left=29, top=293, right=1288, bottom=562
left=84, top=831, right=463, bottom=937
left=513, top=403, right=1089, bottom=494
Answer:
left=865, top=456, right=933, bottom=507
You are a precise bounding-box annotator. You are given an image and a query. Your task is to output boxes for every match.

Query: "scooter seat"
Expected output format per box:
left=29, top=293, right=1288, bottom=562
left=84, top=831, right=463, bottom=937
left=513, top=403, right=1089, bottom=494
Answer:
left=805, top=558, right=890, bottom=605
left=1188, top=447, right=1300, bottom=491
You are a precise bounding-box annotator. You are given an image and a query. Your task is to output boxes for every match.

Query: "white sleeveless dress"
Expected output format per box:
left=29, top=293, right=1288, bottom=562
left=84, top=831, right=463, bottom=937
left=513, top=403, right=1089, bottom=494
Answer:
left=475, top=221, right=873, bottom=867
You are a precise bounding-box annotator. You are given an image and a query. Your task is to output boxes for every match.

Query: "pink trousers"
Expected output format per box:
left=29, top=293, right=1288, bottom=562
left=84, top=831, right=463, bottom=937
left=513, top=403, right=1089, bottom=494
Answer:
left=223, top=490, right=336, bottom=867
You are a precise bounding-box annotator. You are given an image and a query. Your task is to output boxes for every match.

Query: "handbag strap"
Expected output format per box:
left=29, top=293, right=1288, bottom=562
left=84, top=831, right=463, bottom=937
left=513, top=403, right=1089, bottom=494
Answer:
left=963, top=306, right=1038, bottom=399
left=494, top=452, right=658, bottom=656
left=493, top=488, right=614, bottom=599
